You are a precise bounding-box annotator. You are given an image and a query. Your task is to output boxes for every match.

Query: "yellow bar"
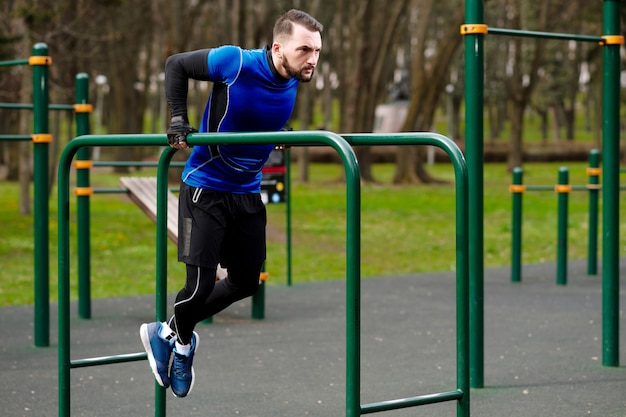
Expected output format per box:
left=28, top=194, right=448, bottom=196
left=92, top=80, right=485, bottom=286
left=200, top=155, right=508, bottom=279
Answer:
left=460, top=24, right=488, bottom=35
left=29, top=56, right=52, bottom=66
left=74, top=103, right=93, bottom=113
left=31, top=134, right=52, bottom=143
left=509, top=184, right=526, bottom=193
left=600, top=35, right=624, bottom=45
left=74, top=160, right=93, bottom=169
left=74, top=187, right=94, bottom=197
left=259, top=272, right=270, bottom=281
left=554, top=185, right=572, bottom=193
left=586, top=167, right=602, bottom=176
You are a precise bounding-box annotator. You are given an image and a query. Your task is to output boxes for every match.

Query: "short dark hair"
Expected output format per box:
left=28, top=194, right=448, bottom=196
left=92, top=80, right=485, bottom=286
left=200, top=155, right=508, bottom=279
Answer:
left=273, top=9, right=323, bottom=40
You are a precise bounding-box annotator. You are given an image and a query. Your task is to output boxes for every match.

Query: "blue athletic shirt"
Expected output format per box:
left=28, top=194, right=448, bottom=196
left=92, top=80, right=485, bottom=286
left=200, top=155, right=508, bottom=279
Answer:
left=182, top=45, right=298, bottom=193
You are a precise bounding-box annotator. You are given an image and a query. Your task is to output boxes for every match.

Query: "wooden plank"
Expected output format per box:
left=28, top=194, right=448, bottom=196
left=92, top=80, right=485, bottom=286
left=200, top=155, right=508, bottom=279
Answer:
left=120, top=177, right=179, bottom=243
left=119, top=176, right=230, bottom=281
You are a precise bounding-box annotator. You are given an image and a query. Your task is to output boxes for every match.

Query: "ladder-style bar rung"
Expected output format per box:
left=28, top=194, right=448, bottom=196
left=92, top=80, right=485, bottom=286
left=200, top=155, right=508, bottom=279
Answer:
left=360, top=389, right=464, bottom=415
left=70, top=352, right=147, bottom=369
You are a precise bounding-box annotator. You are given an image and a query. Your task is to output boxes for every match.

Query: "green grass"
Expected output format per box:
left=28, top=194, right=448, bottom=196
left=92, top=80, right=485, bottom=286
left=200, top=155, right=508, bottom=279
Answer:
left=1, top=161, right=624, bottom=307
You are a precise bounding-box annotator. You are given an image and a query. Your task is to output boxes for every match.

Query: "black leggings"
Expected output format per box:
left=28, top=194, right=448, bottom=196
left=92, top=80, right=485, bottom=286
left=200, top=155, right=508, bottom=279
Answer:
left=170, top=262, right=261, bottom=345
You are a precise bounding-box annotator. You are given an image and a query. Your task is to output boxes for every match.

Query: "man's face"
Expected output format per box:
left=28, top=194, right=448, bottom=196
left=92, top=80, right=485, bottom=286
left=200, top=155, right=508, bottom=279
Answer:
left=275, top=24, right=322, bottom=82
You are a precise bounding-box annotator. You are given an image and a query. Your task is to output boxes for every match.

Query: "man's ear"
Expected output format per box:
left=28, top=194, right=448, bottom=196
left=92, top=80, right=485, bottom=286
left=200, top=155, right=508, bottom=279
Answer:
left=272, top=42, right=282, bottom=59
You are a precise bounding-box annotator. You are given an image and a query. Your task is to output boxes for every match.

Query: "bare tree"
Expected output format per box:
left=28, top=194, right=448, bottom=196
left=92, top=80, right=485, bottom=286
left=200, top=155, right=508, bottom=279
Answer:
left=394, top=0, right=464, bottom=184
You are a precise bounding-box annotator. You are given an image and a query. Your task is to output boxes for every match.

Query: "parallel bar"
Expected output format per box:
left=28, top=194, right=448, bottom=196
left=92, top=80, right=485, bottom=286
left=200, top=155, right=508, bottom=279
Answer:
left=488, top=27, right=603, bottom=43
left=58, top=131, right=359, bottom=417
left=343, top=133, right=468, bottom=417
left=70, top=352, right=147, bottom=368
left=361, top=390, right=463, bottom=414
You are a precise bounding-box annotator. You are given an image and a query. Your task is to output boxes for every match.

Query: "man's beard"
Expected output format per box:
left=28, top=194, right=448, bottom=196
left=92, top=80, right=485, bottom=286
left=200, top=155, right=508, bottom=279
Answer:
left=282, top=56, right=315, bottom=82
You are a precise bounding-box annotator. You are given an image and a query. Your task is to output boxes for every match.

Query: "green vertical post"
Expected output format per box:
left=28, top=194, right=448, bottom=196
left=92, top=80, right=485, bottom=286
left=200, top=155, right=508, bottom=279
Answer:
left=286, top=148, right=293, bottom=286
left=57, top=143, right=75, bottom=417
left=556, top=167, right=569, bottom=286
left=511, top=168, right=523, bottom=283
left=32, top=43, right=50, bottom=348
left=156, top=146, right=176, bottom=417
left=586, top=149, right=600, bottom=276
left=601, top=0, right=621, bottom=367
left=252, top=277, right=266, bottom=319
left=75, top=73, right=92, bottom=319
left=464, top=0, right=485, bottom=388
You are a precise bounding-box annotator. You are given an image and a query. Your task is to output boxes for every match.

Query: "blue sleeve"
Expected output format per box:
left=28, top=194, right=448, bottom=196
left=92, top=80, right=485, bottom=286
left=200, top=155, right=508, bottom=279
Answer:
left=207, top=46, right=243, bottom=84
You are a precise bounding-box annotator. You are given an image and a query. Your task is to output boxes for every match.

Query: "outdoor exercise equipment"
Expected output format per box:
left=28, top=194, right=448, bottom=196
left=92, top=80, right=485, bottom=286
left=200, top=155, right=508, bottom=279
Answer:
left=510, top=150, right=625, bottom=285
left=462, top=0, right=623, bottom=386
left=0, top=43, right=91, bottom=347
left=57, top=131, right=469, bottom=417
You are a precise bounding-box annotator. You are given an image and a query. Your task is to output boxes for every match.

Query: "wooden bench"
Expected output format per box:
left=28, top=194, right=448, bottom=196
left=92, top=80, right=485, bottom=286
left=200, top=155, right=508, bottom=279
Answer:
left=119, top=177, right=179, bottom=244
left=120, top=177, right=267, bottom=318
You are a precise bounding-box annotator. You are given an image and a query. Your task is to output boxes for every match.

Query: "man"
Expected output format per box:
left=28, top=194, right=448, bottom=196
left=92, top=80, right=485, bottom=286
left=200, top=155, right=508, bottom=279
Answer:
left=140, top=9, right=323, bottom=398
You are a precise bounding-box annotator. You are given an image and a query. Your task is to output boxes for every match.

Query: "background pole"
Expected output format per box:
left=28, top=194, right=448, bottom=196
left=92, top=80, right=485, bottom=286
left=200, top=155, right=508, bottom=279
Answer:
left=601, top=0, right=621, bottom=367
left=464, top=0, right=485, bottom=388
left=31, top=43, right=51, bottom=348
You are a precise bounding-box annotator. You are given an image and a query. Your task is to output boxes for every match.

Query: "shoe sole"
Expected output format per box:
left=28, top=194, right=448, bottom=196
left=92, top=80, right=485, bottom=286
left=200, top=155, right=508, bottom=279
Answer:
left=139, top=323, right=169, bottom=388
left=172, top=331, right=199, bottom=398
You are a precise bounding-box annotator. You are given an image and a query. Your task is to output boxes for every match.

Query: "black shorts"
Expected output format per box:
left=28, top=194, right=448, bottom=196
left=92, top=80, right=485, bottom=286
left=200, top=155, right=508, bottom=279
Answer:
left=178, top=182, right=267, bottom=270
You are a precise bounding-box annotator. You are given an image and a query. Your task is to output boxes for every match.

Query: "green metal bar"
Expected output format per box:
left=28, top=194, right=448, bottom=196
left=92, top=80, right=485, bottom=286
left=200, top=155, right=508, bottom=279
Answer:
left=343, top=133, right=468, bottom=417
left=556, top=167, right=569, bottom=286
left=488, top=27, right=603, bottom=43
left=0, top=134, right=32, bottom=141
left=252, top=264, right=266, bottom=319
left=286, top=148, right=293, bottom=286
left=0, top=102, right=75, bottom=110
left=525, top=185, right=559, bottom=191
left=601, top=0, right=620, bottom=368
left=511, top=167, right=523, bottom=283
left=464, top=0, right=485, bottom=389
left=360, top=390, right=463, bottom=414
left=59, top=131, right=358, bottom=417
left=32, top=42, right=50, bottom=348
left=0, top=58, right=29, bottom=67
left=75, top=73, right=92, bottom=319
left=155, top=147, right=176, bottom=417
left=93, top=160, right=185, bottom=167
left=70, top=352, right=147, bottom=368
left=93, top=188, right=131, bottom=194
left=587, top=149, right=600, bottom=276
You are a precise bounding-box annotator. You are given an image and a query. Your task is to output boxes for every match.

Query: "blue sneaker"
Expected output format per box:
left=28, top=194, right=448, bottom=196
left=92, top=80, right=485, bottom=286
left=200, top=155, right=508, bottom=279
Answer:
left=139, top=322, right=175, bottom=388
left=170, top=332, right=199, bottom=398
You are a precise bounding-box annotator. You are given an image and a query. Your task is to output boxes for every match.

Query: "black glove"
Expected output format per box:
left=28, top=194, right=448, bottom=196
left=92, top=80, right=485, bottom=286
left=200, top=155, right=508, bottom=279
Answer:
left=167, top=116, right=197, bottom=146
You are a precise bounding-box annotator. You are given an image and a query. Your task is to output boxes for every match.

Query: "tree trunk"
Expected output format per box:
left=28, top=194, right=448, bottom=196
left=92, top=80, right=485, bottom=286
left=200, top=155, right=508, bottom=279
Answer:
left=394, top=0, right=463, bottom=184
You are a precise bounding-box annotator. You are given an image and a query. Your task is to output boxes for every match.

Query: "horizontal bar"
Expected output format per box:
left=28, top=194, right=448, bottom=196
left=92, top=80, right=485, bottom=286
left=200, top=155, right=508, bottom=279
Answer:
left=488, top=27, right=603, bottom=43
left=0, top=134, right=32, bottom=141
left=0, top=59, right=29, bottom=67
left=92, top=188, right=130, bottom=194
left=92, top=161, right=185, bottom=168
left=0, top=103, right=75, bottom=111
left=360, top=390, right=464, bottom=414
left=523, top=185, right=567, bottom=192
left=70, top=352, right=147, bottom=369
